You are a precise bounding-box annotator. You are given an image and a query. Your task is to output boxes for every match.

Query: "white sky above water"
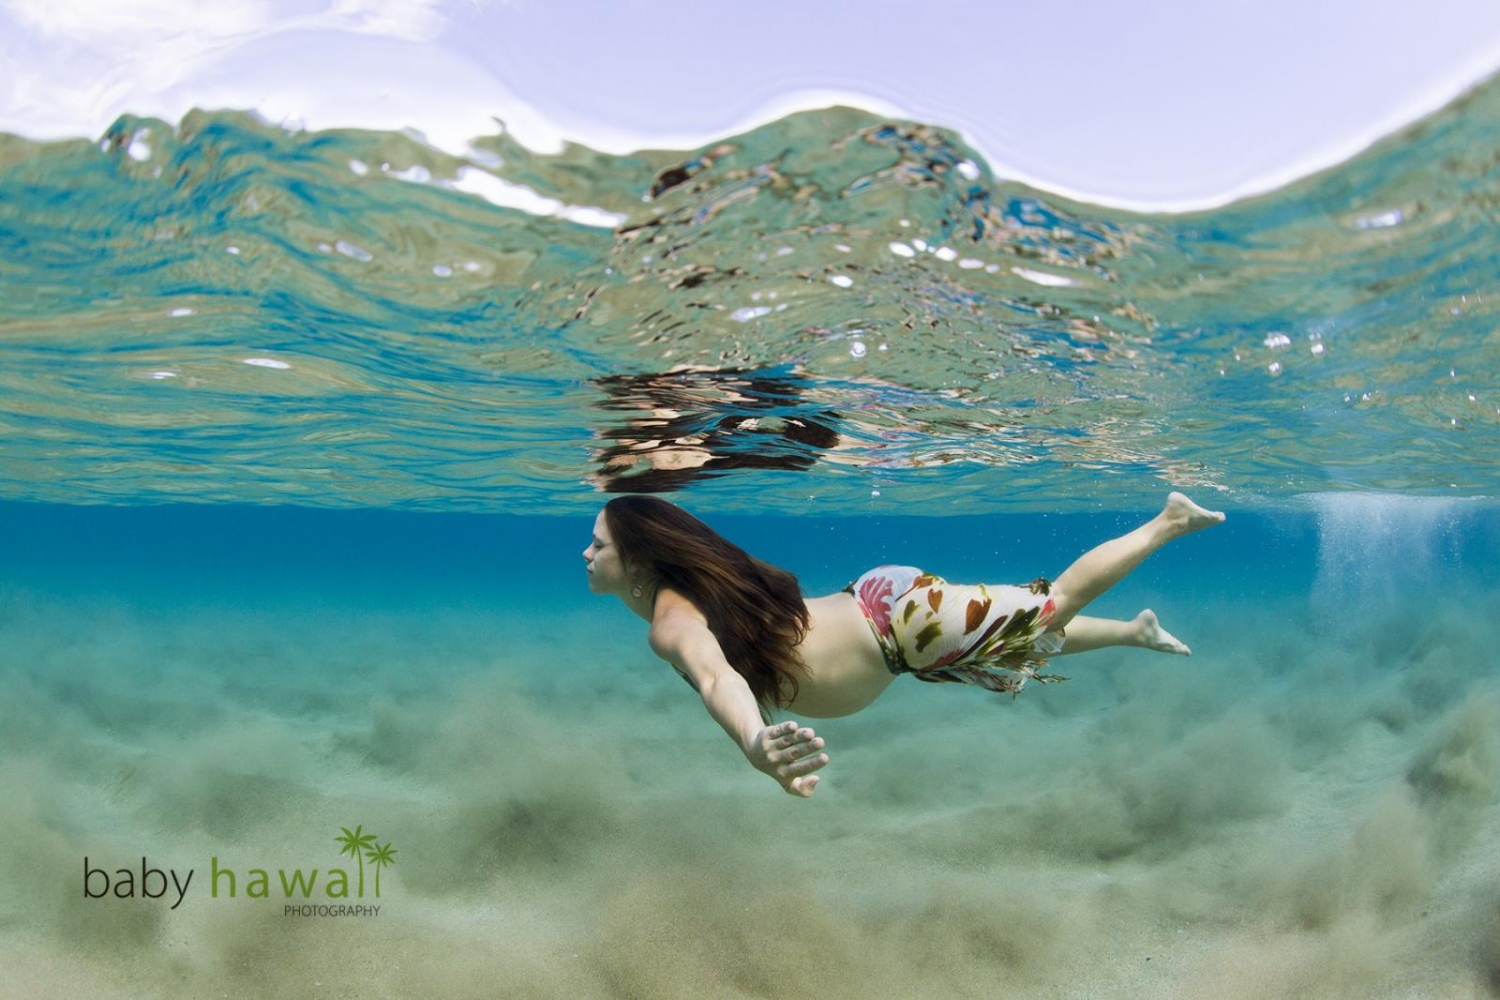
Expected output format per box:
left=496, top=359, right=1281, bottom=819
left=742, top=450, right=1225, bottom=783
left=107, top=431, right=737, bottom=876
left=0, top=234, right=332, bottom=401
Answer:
left=3, top=0, right=1500, bottom=211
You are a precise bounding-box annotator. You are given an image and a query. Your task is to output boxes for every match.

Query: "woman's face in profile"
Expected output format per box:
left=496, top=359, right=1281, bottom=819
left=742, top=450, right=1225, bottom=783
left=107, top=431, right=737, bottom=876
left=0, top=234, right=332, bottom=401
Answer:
left=582, top=511, right=628, bottom=595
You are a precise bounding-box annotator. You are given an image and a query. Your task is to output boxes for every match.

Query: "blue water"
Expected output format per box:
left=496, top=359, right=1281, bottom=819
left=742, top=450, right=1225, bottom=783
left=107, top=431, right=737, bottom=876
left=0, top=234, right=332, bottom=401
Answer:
left=4, top=78, right=1500, bottom=998
left=4, top=86, right=1500, bottom=512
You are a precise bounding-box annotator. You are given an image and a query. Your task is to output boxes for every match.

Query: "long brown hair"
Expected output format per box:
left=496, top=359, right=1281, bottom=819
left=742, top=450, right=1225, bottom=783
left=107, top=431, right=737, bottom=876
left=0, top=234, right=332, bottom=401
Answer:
left=603, top=495, right=808, bottom=717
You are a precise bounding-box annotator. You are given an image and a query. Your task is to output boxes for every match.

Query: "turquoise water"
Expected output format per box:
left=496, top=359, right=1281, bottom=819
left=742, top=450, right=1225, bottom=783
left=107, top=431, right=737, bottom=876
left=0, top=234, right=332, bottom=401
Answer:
left=5, top=85, right=1500, bottom=511
left=3, top=77, right=1500, bottom=998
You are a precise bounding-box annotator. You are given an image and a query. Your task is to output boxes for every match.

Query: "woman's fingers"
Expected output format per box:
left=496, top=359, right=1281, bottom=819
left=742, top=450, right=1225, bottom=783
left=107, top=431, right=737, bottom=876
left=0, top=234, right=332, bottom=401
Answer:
left=771, top=732, right=824, bottom=766
left=771, top=723, right=818, bottom=751
left=760, top=723, right=828, bottom=796
left=770, top=721, right=804, bottom=747
left=787, top=774, right=820, bottom=797
left=779, top=746, right=829, bottom=782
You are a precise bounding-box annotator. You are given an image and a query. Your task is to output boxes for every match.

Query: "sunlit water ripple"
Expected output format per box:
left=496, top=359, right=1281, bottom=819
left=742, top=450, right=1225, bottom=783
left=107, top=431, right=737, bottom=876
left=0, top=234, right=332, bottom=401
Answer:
left=3, top=81, right=1499, bottom=514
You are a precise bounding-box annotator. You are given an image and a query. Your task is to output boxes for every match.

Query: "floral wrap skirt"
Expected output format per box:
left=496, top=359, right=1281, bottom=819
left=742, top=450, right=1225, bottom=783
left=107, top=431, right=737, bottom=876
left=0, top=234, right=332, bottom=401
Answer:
left=844, top=565, right=1064, bottom=695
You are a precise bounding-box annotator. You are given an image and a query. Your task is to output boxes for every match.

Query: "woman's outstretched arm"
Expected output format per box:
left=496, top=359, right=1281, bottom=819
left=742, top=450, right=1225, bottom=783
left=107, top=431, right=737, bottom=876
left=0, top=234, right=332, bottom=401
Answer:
left=649, top=606, right=829, bottom=797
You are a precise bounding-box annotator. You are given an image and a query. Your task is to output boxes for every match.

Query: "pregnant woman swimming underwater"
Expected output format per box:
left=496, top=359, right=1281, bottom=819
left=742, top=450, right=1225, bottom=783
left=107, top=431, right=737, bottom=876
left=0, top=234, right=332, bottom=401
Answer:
left=583, top=493, right=1225, bottom=798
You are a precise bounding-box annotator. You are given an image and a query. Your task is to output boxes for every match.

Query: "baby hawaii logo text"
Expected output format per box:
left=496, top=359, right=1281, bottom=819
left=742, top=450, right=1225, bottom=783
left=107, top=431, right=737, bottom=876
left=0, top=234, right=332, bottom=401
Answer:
left=83, top=825, right=398, bottom=918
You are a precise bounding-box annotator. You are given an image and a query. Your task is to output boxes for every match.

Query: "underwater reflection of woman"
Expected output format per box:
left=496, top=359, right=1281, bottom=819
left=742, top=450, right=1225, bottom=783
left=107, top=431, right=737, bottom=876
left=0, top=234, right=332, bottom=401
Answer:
left=588, top=368, right=841, bottom=493
left=582, top=493, right=1226, bottom=798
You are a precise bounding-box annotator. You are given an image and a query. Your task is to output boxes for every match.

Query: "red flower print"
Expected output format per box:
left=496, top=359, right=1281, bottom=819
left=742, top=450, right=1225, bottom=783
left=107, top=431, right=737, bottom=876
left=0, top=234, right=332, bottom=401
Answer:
left=929, top=647, right=965, bottom=669
left=964, top=597, right=991, bottom=634
left=858, top=574, right=896, bottom=636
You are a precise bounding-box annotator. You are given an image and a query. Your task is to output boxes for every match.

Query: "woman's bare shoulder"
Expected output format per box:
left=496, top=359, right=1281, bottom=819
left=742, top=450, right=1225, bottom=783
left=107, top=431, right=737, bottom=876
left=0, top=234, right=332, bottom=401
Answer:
left=647, top=587, right=709, bottom=650
left=652, top=585, right=706, bottom=621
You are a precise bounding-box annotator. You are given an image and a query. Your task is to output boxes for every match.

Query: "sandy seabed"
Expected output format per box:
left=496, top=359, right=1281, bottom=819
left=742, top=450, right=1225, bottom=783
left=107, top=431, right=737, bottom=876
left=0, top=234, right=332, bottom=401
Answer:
left=1, top=564, right=1498, bottom=1000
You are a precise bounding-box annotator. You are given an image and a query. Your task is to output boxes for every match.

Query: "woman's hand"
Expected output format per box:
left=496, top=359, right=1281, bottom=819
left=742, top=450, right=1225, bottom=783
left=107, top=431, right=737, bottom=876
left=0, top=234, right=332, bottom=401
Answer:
left=745, top=721, right=828, bottom=797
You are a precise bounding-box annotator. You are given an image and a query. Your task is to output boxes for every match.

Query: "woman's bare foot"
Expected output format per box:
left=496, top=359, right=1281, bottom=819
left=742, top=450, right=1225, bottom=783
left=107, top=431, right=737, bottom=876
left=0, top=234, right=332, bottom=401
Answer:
left=1163, top=492, right=1226, bottom=537
left=1135, top=609, right=1191, bottom=655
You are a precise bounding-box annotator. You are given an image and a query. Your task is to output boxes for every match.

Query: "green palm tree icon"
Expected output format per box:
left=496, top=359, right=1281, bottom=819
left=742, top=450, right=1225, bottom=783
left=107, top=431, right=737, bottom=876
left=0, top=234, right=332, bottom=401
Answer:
left=365, top=841, right=398, bottom=898
left=335, top=826, right=378, bottom=897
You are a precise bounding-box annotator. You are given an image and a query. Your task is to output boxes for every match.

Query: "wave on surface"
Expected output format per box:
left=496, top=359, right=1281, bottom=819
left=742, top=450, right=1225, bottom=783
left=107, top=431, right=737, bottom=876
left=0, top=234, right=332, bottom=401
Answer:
left=3, top=82, right=1499, bottom=514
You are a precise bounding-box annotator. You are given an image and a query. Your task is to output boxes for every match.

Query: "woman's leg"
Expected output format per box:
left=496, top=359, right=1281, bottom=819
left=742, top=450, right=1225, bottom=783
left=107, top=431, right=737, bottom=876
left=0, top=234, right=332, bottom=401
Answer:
left=1054, top=611, right=1191, bottom=656
left=1047, top=492, right=1224, bottom=630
